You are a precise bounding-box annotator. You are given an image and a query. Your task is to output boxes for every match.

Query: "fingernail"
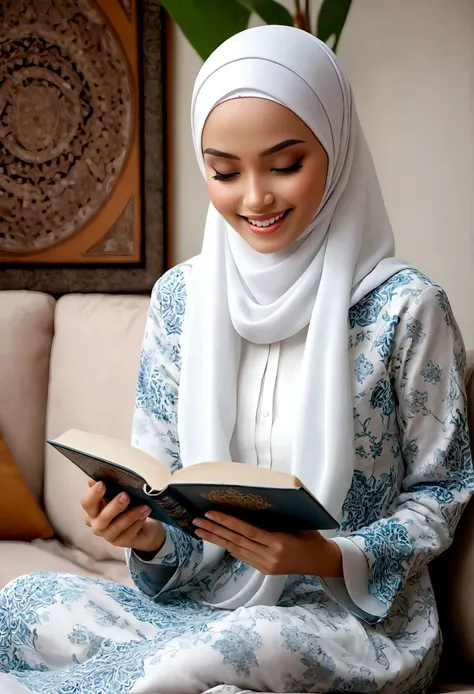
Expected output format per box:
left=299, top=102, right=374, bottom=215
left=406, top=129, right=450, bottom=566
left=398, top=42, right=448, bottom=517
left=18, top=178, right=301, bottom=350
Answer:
left=193, top=519, right=203, bottom=527
left=96, top=482, right=104, bottom=494
left=140, top=507, right=151, bottom=518
left=205, top=512, right=216, bottom=520
left=119, top=493, right=129, bottom=504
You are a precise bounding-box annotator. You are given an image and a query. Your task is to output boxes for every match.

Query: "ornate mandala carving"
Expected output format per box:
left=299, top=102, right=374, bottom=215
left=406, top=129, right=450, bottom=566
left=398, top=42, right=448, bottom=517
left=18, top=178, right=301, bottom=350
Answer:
left=85, top=197, right=135, bottom=255
left=0, top=0, right=134, bottom=252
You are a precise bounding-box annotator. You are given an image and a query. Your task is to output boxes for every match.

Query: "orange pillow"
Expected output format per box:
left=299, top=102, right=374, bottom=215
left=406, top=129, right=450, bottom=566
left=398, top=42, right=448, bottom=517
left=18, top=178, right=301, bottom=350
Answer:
left=0, top=435, right=54, bottom=541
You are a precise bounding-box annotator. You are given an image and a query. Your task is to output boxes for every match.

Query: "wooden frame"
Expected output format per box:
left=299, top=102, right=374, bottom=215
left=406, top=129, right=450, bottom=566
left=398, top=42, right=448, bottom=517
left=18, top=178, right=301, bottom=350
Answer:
left=0, top=0, right=164, bottom=293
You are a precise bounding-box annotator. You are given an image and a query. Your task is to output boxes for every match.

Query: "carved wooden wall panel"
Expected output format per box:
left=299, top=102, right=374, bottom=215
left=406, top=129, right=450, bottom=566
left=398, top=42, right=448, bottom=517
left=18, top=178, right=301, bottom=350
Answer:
left=0, top=0, right=164, bottom=292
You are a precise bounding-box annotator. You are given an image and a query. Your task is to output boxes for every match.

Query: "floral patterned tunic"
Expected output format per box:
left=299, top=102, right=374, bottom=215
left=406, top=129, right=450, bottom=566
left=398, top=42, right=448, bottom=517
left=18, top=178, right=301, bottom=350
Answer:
left=0, top=263, right=472, bottom=694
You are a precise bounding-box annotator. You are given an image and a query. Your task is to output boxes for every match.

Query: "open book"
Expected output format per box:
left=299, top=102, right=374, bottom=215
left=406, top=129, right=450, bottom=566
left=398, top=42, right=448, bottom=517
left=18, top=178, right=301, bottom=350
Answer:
left=48, top=429, right=338, bottom=537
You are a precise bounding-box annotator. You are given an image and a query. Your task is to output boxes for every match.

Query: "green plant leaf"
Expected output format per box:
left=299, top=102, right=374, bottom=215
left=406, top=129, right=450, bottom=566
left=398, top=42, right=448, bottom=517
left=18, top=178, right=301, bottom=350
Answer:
left=316, top=0, right=353, bottom=53
left=157, top=0, right=251, bottom=60
left=236, top=0, right=293, bottom=26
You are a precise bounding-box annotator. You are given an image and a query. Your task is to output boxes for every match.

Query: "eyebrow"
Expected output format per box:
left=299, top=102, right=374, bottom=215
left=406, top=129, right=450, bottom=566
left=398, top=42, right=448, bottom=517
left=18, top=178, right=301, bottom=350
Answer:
left=202, top=139, right=305, bottom=161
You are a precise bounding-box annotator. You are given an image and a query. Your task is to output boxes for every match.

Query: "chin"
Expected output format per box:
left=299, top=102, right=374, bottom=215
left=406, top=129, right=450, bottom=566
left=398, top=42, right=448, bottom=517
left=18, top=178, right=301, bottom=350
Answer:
left=242, top=232, right=292, bottom=254
left=225, top=216, right=301, bottom=253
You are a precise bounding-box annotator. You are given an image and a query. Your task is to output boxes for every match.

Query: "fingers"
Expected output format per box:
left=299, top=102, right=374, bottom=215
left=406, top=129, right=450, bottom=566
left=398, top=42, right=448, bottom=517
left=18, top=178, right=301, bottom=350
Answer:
left=193, top=517, right=259, bottom=553
left=100, top=506, right=151, bottom=544
left=82, top=481, right=152, bottom=546
left=193, top=524, right=268, bottom=572
left=109, top=518, right=148, bottom=547
left=194, top=524, right=286, bottom=575
left=85, top=511, right=148, bottom=546
left=193, top=523, right=242, bottom=551
left=81, top=480, right=107, bottom=519
left=91, top=491, right=132, bottom=532
left=197, top=511, right=272, bottom=546
left=91, top=499, right=151, bottom=541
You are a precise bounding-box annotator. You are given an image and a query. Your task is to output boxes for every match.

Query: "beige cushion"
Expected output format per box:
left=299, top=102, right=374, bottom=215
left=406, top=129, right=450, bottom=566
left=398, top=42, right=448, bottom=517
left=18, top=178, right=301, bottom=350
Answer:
left=44, top=293, right=148, bottom=561
left=0, top=291, right=55, bottom=501
left=0, top=540, right=133, bottom=590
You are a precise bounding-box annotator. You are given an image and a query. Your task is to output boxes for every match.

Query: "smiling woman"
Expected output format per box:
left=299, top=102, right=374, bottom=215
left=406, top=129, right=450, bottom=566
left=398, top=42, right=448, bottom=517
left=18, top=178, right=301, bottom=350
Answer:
left=0, top=22, right=473, bottom=694
left=202, top=98, right=329, bottom=253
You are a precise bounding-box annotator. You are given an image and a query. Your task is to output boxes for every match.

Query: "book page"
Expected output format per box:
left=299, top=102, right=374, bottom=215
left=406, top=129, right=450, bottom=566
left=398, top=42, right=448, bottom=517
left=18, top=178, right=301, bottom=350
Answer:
left=51, top=429, right=171, bottom=492
left=172, top=461, right=302, bottom=490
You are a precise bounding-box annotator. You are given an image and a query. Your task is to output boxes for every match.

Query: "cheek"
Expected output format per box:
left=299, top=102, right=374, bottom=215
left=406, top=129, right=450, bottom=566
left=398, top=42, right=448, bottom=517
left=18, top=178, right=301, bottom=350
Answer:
left=280, top=165, right=327, bottom=214
left=289, top=171, right=324, bottom=205
left=207, top=180, right=239, bottom=216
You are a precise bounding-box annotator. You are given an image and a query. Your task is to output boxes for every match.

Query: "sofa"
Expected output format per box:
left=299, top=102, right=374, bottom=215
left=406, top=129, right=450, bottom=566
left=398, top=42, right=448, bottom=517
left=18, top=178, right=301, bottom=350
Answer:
left=0, top=289, right=473, bottom=693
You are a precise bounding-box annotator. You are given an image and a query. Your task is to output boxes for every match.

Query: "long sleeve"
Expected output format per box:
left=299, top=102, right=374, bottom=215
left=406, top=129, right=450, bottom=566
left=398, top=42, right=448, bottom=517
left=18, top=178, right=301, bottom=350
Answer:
left=126, top=265, right=205, bottom=599
left=319, top=538, right=386, bottom=621
left=337, top=284, right=474, bottom=622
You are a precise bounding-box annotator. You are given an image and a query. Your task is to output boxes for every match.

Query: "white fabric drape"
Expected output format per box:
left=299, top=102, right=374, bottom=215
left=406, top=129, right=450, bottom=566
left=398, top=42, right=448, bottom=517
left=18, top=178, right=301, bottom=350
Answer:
left=177, top=25, right=408, bottom=608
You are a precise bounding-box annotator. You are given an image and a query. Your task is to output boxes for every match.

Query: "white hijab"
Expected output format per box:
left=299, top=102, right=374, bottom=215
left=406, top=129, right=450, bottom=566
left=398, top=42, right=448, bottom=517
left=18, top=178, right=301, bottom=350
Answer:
left=178, top=25, right=408, bottom=608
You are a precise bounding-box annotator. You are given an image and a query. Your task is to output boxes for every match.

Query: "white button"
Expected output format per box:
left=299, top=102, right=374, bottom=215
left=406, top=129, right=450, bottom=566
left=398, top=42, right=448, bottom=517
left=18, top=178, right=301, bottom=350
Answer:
left=263, top=411, right=270, bottom=418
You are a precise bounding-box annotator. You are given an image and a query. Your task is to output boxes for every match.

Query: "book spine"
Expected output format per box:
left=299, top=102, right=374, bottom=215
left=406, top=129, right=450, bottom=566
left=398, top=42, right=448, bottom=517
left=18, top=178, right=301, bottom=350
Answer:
left=156, top=491, right=197, bottom=536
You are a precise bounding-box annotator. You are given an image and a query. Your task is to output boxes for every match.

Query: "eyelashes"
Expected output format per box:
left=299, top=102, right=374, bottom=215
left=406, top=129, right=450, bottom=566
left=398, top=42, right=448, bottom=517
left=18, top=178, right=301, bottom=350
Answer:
left=212, top=156, right=305, bottom=182
left=272, top=156, right=304, bottom=175
left=212, top=170, right=238, bottom=182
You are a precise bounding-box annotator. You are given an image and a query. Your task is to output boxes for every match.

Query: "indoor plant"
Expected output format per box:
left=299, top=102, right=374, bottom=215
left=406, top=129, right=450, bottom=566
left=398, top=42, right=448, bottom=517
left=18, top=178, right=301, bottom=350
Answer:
left=157, top=0, right=353, bottom=60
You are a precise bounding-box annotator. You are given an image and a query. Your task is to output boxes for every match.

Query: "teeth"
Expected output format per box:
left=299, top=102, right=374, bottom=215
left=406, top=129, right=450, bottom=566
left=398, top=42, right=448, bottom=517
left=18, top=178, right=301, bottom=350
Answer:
left=247, top=210, right=286, bottom=227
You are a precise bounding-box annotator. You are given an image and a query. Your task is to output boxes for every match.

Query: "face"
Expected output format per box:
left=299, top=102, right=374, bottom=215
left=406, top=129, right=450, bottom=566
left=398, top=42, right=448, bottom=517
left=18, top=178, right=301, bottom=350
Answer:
left=201, top=97, right=329, bottom=254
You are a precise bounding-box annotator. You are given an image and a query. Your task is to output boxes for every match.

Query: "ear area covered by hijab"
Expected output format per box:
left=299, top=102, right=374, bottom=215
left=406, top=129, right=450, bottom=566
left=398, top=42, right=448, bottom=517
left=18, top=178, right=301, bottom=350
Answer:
left=177, top=25, right=409, bottom=609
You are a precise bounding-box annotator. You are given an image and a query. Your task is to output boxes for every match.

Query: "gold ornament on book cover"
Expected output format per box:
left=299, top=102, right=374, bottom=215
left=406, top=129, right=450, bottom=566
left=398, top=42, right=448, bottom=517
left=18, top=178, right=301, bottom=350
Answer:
left=200, top=488, right=272, bottom=511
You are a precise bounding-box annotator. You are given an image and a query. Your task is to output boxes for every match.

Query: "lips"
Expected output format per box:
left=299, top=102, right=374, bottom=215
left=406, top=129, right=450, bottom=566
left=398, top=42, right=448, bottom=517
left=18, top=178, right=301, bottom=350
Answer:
left=246, top=210, right=288, bottom=227
left=241, top=209, right=292, bottom=236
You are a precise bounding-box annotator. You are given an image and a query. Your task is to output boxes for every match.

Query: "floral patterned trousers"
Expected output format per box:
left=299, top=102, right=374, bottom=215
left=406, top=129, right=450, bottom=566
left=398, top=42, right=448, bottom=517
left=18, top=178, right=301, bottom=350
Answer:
left=0, top=571, right=441, bottom=694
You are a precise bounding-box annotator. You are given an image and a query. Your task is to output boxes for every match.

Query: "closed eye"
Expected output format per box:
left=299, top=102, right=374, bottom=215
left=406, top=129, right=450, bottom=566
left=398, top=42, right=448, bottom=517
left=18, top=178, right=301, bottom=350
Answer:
left=271, top=156, right=305, bottom=174
left=211, top=155, right=304, bottom=182
left=212, top=169, right=239, bottom=181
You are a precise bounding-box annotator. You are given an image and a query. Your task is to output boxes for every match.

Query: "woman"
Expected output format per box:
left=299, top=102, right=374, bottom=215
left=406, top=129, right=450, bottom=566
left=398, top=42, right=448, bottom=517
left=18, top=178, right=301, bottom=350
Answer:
left=1, top=25, right=473, bottom=694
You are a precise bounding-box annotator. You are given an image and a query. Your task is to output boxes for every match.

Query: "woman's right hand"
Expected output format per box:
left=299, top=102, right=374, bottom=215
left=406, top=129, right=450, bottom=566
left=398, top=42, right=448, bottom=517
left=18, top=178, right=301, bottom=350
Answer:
left=81, top=479, right=166, bottom=555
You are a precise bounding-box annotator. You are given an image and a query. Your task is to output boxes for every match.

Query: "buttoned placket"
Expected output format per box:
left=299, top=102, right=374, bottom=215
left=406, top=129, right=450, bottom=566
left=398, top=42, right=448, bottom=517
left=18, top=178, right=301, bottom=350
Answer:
left=254, top=341, right=281, bottom=468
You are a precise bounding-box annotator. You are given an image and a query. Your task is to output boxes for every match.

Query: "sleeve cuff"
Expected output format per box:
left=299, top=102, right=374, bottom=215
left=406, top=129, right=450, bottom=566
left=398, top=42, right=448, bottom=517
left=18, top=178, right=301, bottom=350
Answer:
left=126, top=530, right=178, bottom=598
left=131, top=529, right=177, bottom=566
left=320, top=537, right=386, bottom=622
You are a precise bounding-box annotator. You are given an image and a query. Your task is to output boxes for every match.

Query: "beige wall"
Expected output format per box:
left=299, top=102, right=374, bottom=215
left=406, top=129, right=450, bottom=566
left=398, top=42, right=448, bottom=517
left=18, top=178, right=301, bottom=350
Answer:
left=165, top=0, right=474, bottom=344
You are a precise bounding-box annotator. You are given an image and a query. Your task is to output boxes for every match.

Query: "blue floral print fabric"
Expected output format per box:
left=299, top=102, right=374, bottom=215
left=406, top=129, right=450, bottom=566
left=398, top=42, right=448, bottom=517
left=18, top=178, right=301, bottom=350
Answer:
left=0, top=263, right=472, bottom=694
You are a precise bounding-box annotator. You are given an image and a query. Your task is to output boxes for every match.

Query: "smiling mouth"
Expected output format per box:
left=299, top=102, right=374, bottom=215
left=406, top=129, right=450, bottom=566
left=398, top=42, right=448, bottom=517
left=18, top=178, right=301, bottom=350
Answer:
left=240, top=209, right=291, bottom=228
left=239, top=209, right=292, bottom=236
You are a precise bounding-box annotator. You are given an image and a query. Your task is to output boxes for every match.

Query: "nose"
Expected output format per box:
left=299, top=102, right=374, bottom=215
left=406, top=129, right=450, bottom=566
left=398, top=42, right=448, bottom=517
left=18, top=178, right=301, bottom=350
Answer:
left=243, top=175, right=274, bottom=211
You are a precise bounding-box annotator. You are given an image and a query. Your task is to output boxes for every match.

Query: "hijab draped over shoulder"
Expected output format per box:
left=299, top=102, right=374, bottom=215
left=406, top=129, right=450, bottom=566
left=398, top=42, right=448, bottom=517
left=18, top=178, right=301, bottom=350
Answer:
left=177, top=25, right=407, bottom=608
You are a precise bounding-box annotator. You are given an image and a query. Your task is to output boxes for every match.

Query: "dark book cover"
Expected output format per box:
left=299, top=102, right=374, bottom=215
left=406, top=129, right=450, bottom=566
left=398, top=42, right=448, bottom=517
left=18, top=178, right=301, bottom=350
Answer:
left=48, top=444, right=196, bottom=535
left=170, top=483, right=339, bottom=532
left=49, top=442, right=339, bottom=537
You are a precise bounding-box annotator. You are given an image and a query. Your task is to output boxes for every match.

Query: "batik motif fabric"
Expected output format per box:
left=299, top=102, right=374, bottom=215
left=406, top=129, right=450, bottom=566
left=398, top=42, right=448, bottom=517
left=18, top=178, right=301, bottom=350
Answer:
left=0, top=264, right=472, bottom=694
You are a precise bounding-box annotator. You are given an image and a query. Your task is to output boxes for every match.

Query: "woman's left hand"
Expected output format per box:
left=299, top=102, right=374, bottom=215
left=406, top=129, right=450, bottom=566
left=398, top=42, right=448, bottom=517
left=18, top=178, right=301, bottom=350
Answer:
left=193, top=511, right=343, bottom=577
